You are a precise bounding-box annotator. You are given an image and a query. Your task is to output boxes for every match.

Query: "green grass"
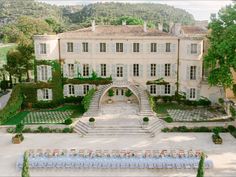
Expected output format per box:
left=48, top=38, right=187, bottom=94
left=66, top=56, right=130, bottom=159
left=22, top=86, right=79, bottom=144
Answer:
left=156, top=102, right=192, bottom=115
left=2, top=104, right=85, bottom=125
left=0, top=44, right=16, bottom=66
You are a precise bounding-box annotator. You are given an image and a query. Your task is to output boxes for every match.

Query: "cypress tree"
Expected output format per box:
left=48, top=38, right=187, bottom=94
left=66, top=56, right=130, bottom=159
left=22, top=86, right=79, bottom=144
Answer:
left=197, top=153, right=205, bottom=177
left=21, top=151, right=30, bottom=177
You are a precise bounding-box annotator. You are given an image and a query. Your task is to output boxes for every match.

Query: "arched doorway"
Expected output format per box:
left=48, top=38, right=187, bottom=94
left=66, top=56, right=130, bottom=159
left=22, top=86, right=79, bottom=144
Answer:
left=100, top=86, right=140, bottom=116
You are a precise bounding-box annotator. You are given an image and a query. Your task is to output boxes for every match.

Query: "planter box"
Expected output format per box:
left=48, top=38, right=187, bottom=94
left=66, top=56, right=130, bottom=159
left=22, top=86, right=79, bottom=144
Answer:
left=107, top=99, right=113, bottom=104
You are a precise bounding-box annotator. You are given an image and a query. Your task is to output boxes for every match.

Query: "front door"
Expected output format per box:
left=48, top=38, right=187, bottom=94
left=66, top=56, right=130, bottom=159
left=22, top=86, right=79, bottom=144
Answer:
left=115, top=88, right=125, bottom=101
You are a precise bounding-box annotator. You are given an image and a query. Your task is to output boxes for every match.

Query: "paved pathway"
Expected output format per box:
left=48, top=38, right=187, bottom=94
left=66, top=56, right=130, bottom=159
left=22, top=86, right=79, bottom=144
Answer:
left=0, top=90, right=11, bottom=110
left=0, top=132, right=236, bottom=176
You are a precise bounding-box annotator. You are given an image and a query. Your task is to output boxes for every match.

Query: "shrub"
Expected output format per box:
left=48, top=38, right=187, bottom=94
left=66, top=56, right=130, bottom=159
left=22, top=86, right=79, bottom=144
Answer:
left=22, top=128, right=31, bottom=133
left=162, top=96, right=173, bottom=103
left=230, top=130, right=236, bottom=138
left=15, top=123, right=24, bottom=133
left=164, top=117, right=173, bottom=123
left=108, top=89, right=114, bottom=97
left=212, top=127, right=220, bottom=136
left=0, top=80, right=8, bottom=91
left=193, top=126, right=211, bottom=132
left=143, top=117, right=149, bottom=122
left=196, top=153, right=205, bottom=177
left=89, top=117, right=95, bottom=122
left=161, top=128, right=169, bottom=132
left=7, top=127, right=14, bottom=133
left=64, top=118, right=73, bottom=125
left=82, top=88, right=95, bottom=111
left=64, top=96, right=83, bottom=104
left=125, top=89, right=133, bottom=97
left=149, top=96, right=158, bottom=112
left=218, top=98, right=224, bottom=105
left=227, top=125, right=235, bottom=132
left=197, top=98, right=211, bottom=106
left=62, top=127, right=73, bottom=133
left=233, top=84, right=236, bottom=97
left=230, top=106, right=236, bottom=118
left=178, top=126, right=188, bottom=132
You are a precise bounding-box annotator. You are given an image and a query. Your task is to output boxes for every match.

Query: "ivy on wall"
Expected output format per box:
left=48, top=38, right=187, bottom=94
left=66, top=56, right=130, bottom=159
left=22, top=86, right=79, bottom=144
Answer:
left=82, top=88, right=95, bottom=112
left=64, top=77, right=112, bottom=86
left=146, top=78, right=169, bottom=85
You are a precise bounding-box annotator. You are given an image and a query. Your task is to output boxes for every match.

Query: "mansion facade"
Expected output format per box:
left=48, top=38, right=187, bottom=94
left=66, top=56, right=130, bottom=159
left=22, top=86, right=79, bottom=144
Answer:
left=34, top=22, right=223, bottom=103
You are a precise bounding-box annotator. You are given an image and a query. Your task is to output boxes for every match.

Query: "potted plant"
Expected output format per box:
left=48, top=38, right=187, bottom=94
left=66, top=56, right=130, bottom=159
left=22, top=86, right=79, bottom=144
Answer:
left=89, top=117, right=95, bottom=127
left=143, top=117, right=149, bottom=126
left=12, top=123, right=24, bottom=144
left=125, top=89, right=133, bottom=103
left=212, top=127, right=223, bottom=144
left=107, top=89, right=114, bottom=103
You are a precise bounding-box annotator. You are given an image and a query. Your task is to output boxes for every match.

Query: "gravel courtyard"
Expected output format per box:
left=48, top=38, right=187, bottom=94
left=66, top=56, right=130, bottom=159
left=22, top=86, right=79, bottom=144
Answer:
left=0, top=132, right=236, bottom=177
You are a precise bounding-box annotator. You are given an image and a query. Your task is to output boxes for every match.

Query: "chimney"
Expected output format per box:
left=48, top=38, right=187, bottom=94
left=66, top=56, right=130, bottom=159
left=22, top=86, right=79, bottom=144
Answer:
left=91, top=20, right=95, bottom=32
left=172, top=23, right=182, bottom=36
left=158, top=23, right=163, bottom=31
left=122, top=20, right=126, bottom=26
left=143, top=21, right=147, bottom=32
left=169, top=21, right=174, bottom=33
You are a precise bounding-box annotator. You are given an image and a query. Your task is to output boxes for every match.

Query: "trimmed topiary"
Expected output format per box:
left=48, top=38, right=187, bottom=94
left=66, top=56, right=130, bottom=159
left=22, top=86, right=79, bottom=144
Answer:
left=64, top=118, right=73, bottom=125
left=143, top=117, right=149, bottom=122
left=21, top=151, right=30, bottom=177
left=196, top=153, right=205, bottom=177
left=89, top=117, right=95, bottom=122
left=164, top=116, right=173, bottom=123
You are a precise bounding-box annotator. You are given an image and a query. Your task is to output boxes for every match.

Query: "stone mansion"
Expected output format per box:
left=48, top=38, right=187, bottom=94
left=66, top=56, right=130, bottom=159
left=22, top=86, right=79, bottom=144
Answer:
left=34, top=21, right=223, bottom=105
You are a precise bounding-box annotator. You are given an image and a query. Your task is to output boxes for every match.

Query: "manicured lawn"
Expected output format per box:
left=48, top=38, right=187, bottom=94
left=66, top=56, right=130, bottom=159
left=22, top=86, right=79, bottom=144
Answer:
left=3, top=104, right=85, bottom=125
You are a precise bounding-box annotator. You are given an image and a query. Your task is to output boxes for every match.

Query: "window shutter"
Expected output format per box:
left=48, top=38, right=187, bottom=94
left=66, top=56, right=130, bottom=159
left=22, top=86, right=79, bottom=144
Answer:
left=146, top=85, right=151, bottom=94
left=157, top=64, right=161, bottom=78
left=146, top=43, right=150, bottom=53
left=63, top=64, right=68, bottom=77
left=88, top=42, right=92, bottom=53
left=197, top=44, right=201, bottom=55
left=147, top=64, right=151, bottom=78
left=160, top=85, right=165, bottom=95
left=171, top=64, right=177, bottom=78
left=139, top=43, right=143, bottom=53
left=46, top=43, right=50, bottom=55
left=187, top=44, right=191, bottom=55
left=35, top=43, right=40, bottom=55
left=139, top=64, right=143, bottom=77
left=107, top=64, right=111, bottom=77
left=47, top=65, right=52, bottom=80
left=171, top=44, right=176, bottom=53
left=48, top=89, right=53, bottom=100
left=129, top=64, right=133, bottom=77
left=78, top=85, right=83, bottom=96
left=112, top=64, right=116, bottom=78
left=37, top=66, right=41, bottom=81
left=74, top=64, right=78, bottom=78
left=96, top=43, right=99, bottom=53
left=63, top=42, right=67, bottom=54
left=158, top=44, right=165, bottom=53
left=124, top=64, right=128, bottom=80
left=160, top=64, right=165, bottom=77
left=197, top=88, right=201, bottom=100
left=171, top=85, right=176, bottom=95
left=186, top=65, right=190, bottom=80
left=96, top=64, right=100, bottom=77
left=197, top=66, right=201, bottom=80
left=37, top=89, right=42, bottom=101
left=89, top=64, right=93, bottom=77
left=74, top=85, right=78, bottom=96
left=63, top=85, right=68, bottom=97
left=186, top=88, right=190, bottom=100
left=111, top=43, right=116, bottom=53
left=156, top=85, right=161, bottom=95
left=124, top=43, right=128, bottom=53
left=76, top=43, right=81, bottom=53
left=78, top=64, right=82, bottom=77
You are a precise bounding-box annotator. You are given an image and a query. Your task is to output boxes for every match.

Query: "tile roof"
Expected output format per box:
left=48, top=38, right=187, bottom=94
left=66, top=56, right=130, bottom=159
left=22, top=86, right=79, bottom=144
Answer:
left=181, top=26, right=207, bottom=35
left=59, top=25, right=172, bottom=37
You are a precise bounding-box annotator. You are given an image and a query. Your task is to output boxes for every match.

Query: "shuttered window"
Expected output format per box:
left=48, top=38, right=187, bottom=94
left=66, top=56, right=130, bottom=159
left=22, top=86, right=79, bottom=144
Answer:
left=151, top=64, right=156, bottom=77
left=40, top=43, right=47, bottom=54
left=150, top=85, right=156, bottom=94
left=165, top=64, right=171, bottom=77
left=165, top=43, right=171, bottom=52
left=43, top=89, right=49, bottom=100
left=133, top=43, right=139, bottom=52
left=116, top=43, right=123, bottom=52
left=82, top=42, right=88, bottom=52
left=68, top=64, right=75, bottom=77
left=41, top=65, right=48, bottom=81
left=83, top=85, right=89, bottom=95
left=190, top=88, right=196, bottom=99
left=101, top=64, right=106, bottom=76
left=164, top=84, right=171, bottom=94
left=151, top=43, right=157, bottom=52
left=83, top=64, right=89, bottom=77
left=68, top=84, right=75, bottom=95
left=67, top=42, right=73, bottom=52
left=190, top=66, right=197, bottom=80
left=100, top=43, right=106, bottom=52
left=133, top=64, right=139, bottom=77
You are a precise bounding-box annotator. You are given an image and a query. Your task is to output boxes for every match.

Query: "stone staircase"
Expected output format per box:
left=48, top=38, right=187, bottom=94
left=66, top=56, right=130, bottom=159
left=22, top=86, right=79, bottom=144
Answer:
left=74, top=118, right=165, bottom=136
left=83, top=80, right=154, bottom=117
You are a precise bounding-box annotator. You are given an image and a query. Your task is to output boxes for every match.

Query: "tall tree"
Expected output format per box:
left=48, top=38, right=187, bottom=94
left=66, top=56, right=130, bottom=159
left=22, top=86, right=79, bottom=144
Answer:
left=204, top=4, right=236, bottom=89
left=196, top=153, right=205, bottom=177
left=21, top=151, right=30, bottom=177
left=45, top=18, right=65, bottom=34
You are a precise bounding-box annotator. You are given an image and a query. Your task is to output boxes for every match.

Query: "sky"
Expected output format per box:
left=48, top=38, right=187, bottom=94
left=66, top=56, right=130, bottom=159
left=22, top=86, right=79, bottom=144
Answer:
left=38, top=0, right=234, bottom=20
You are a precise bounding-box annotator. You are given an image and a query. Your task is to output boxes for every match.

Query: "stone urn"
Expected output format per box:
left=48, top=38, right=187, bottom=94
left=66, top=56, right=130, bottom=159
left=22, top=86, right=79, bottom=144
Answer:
left=107, top=99, right=113, bottom=104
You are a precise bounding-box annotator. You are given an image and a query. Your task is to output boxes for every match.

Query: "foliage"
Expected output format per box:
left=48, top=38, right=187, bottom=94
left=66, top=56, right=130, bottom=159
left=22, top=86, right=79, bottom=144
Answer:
left=45, top=18, right=65, bottom=34
left=113, top=16, right=155, bottom=28
left=148, top=96, right=158, bottom=112
left=164, top=116, right=173, bottom=123
left=67, top=3, right=195, bottom=29
left=64, top=118, right=73, bottom=125
left=233, top=84, right=236, bottom=96
left=82, top=88, right=95, bottom=111
left=64, top=77, right=112, bottom=86
left=89, top=117, right=95, bottom=122
left=146, top=78, right=169, bottom=85
left=0, top=84, right=23, bottom=124
left=230, top=106, right=236, bottom=118
left=0, top=80, right=8, bottom=91
left=20, top=127, right=74, bottom=133
left=218, top=98, right=224, bottom=105
left=196, top=153, right=205, bottom=177
left=212, top=127, right=220, bottom=136
left=162, top=126, right=228, bottom=133
left=21, top=151, right=30, bottom=177
left=204, top=4, right=236, bottom=89
left=0, top=44, right=16, bottom=64
left=108, top=89, right=114, bottom=97
left=64, top=96, right=83, bottom=104
left=227, top=125, right=235, bottom=132
left=125, top=89, right=133, bottom=97
left=143, top=117, right=149, bottom=122
left=15, top=123, right=24, bottom=133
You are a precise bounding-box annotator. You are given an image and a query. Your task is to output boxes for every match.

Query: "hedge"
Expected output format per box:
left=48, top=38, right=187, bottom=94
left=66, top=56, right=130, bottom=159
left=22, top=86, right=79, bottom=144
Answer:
left=162, top=126, right=229, bottom=133
left=64, top=77, right=112, bottom=86
left=0, top=85, right=23, bottom=124
left=82, top=88, right=95, bottom=111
